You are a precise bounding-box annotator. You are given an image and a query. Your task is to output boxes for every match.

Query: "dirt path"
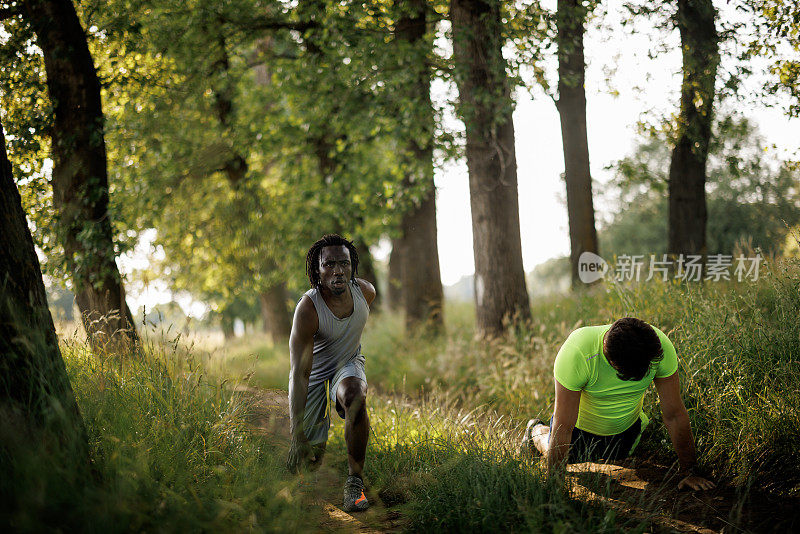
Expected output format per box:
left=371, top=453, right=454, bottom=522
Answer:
left=239, top=387, right=405, bottom=533
left=565, top=460, right=796, bottom=533
left=240, top=386, right=796, bottom=533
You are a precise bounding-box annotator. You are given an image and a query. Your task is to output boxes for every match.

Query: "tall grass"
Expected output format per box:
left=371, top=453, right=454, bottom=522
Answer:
left=204, top=334, right=290, bottom=389
left=3, top=336, right=311, bottom=532
left=324, top=394, right=647, bottom=532
left=217, top=260, right=800, bottom=495
left=358, top=259, right=800, bottom=494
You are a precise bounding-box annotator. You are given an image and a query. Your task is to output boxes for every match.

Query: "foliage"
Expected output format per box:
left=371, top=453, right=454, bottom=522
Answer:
left=0, top=9, right=63, bottom=279
left=2, top=0, right=461, bottom=313
left=599, top=114, right=800, bottom=256
left=84, top=0, right=458, bottom=309
left=747, top=0, right=800, bottom=118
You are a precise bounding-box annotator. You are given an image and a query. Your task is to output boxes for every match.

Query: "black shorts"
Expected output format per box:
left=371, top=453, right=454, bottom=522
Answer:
left=549, top=416, right=642, bottom=463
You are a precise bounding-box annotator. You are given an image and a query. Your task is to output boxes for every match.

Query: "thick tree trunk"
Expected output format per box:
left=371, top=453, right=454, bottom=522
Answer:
left=556, top=0, right=599, bottom=288
left=667, top=0, right=719, bottom=256
left=259, top=284, right=292, bottom=341
left=0, top=120, right=88, bottom=457
left=394, top=0, right=444, bottom=332
left=387, top=239, right=404, bottom=311
left=394, top=191, right=444, bottom=330
left=221, top=319, right=235, bottom=341
left=402, top=193, right=444, bottom=330
left=451, top=0, right=530, bottom=336
left=25, top=0, right=138, bottom=353
left=354, top=241, right=380, bottom=309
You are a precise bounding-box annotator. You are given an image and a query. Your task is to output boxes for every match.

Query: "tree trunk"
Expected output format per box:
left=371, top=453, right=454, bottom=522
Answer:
left=259, top=284, right=292, bottom=341
left=221, top=315, right=235, bottom=340
left=394, top=190, right=444, bottom=331
left=24, top=0, right=138, bottom=353
left=354, top=241, right=380, bottom=309
left=394, top=0, right=444, bottom=332
left=451, top=0, right=530, bottom=337
left=387, top=238, right=404, bottom=311
left=556, top=0, right=599, bottom=288
left=0, top=119, right=88, bottom=457
left=667, top=0, right=719, bottom=256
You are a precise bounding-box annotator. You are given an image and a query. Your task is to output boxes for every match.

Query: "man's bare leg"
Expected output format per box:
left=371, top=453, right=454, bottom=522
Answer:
left=336, top=377, right=369, bottom=477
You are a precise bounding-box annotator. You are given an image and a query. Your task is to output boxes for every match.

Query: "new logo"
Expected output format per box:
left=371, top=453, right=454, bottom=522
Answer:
left=578, top=252, right=609, bottom=284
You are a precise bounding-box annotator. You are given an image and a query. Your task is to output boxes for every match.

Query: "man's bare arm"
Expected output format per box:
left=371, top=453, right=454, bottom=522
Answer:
left=547, top=381, right=581, bottom=474
left=287, top=296, right=318, bottom=471
left=357, top=278, right=376, bottom=307
left=654, top=371, right=715, bottom=491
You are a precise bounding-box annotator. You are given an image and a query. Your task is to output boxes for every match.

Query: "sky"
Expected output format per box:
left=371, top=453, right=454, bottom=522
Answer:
left=121, top=0, right=800, bottom=312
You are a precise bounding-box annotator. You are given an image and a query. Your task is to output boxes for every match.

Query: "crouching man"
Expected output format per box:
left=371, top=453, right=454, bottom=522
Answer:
left=287, top=234, right=376, bottom=512
left=522, top=317, right=715, bottom=491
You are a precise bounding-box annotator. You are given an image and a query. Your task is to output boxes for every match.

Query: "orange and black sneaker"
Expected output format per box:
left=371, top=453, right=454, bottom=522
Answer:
left=343, top=474, right=369, bottom=512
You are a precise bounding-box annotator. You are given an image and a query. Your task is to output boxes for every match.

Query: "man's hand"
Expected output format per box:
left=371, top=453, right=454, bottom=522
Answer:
left=287, top=435, right=314, bottom=473
left=678, top=474, right=716, bottom=491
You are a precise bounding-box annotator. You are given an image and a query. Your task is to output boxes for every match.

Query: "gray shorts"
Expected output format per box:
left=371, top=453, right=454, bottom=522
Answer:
left=298, top=359, right=367, bottom=445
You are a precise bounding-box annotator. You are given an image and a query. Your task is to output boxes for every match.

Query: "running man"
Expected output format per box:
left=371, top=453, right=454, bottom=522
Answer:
left=287, top=234, right=376, bottom=512
left=522, top=317, right=715, bottom=491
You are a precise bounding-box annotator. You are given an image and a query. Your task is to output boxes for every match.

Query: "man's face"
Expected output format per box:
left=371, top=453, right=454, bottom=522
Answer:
left=318, top=245, right=352, bottom=295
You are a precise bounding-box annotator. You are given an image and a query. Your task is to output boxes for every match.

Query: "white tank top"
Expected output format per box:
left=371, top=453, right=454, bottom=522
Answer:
left=305, top=279, right=369, bottom=386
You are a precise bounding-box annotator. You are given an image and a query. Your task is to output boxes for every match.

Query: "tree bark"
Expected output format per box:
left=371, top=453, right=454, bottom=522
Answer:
left=397, top=191, right=444, bottom=330
left=451, top=0, right=530, bottom=336
left=556, top=0, right=599, bottom=288
left=394, top=0, right=444, bottom=332
left=667, top=0, right=719, bottom=256
left=387, top=238, right=404, bottom=311
left=0, top=119, right=88, bottom=456
left=354, top=241, right=380, bottom=306
left=259, top=284, right=292, bottom=341
left=221, top=314, right=236, bottom=340
left=24, top=0, right=138, bottom=353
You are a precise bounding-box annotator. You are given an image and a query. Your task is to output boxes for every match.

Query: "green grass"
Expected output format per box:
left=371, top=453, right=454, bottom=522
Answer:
left=12, top=257, right=797, bottom=531
left=357, top=259, right=800, bottom=495
left=318, top=393, right=648, bottom=532
left=213, top=258, right=800, bottom=498
left=3, top=337, right=312, bottom=532
left=205, top=334, right=290, bottom=389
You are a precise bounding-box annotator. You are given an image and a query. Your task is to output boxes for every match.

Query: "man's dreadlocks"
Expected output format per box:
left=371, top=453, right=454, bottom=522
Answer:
left=305, top=234, right=360, bottom=288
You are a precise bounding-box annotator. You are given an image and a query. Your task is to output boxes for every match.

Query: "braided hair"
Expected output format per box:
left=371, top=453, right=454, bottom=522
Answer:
left=305, top=234, right=360, bottom=288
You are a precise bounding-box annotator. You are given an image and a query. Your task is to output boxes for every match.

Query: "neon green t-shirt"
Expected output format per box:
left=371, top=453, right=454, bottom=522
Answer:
left=553, top=324, right=678, bottom=436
